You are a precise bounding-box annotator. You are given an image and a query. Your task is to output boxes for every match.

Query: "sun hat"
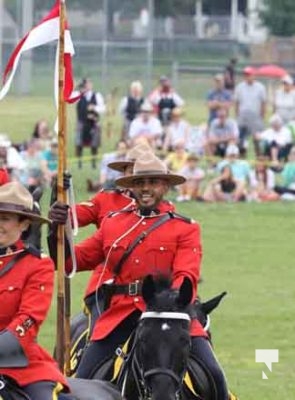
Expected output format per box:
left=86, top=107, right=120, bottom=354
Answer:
left=281, top=74, right=293, bottom=85
left=0, top=134, right=12, bottom=148
left=214, top=73, right=224, bottom=81
left=108, top=143, right=153, bottom=172
left=225, top=144, right=240, bottom=157
left=171, top=107, right=184, bottom=117
left=0, top=182, right=50, bottom=224
left=115, top=152, right=186, bottom=188
left=140, top=100, right=154, bottom=113
left=269, top=113, right=283, bottom=126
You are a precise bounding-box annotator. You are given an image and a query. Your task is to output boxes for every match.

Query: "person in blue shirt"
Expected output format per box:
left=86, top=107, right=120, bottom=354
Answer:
left=206, top=74, right=232, bottom=124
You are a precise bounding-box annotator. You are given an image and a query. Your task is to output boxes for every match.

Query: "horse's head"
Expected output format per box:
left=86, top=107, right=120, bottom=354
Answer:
left=134, top=275, right=193, bottom=400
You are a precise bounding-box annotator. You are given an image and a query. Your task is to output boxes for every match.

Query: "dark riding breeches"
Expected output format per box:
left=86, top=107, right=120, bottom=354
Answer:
left=191, top=337, right=228, bottom=400
left=76, top=311, right=141, bottom=379
left=22, top=381, right=62, bottom=400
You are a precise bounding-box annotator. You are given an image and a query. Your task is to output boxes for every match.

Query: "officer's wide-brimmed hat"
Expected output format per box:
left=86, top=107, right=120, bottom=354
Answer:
left=108, top=143, right=153, bottom=172
left=0, top=182, right=50, bottom=224
left=115, top=153, right=186, bottom=187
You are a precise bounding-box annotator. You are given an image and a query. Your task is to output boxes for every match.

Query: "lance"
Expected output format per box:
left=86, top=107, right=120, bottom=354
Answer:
left=56, top=0, right=71, bottom=374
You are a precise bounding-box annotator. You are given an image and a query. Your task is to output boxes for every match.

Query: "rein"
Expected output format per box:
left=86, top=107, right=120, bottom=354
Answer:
left=126, top=310, right=191, bottom=399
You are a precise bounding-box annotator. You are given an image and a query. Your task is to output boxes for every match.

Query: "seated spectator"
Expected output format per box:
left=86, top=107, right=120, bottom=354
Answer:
left=41, top=137, right=58, bottom=186
left=203, top=165, right=246, bottom=202
left=0, top=134, right=26, bottom=180
left=248, top=156, right=279, bottom=202
left=128, top=101, right=162, bottom=148
left=119, top=81, right=145, bottom=140
left=274, top=145, right=295, bottom=199
left=273, top=75, right=295, bottom=124
left=164, top=139, right=188, bottom=172
left=163, top=107, right=190, bottom=152
left=255, top=114, right=292, bottom=165
left=32, top=119, right=53, bottom=150
left=88, top=140, right=128, bottom=191
left=217, top=144, right=251, bottom=184
left=186, top=123, right=207, bottom=156
left=177, top=154, right=205, bottom=201
left=206, top=107, right=239, bottom=158
left=19, top=139, right=44, bottom=192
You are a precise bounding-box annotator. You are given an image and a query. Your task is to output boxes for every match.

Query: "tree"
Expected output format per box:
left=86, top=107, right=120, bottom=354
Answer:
left=259, top=0, right=295, bottom=37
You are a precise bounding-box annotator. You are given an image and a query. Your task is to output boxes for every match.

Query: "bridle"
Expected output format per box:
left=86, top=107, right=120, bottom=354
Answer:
left=124, top=311, right=191, bottom=400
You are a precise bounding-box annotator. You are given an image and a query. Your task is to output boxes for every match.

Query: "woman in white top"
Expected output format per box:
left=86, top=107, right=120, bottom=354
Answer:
left=273, top=75, right=295, bottom=124
left=248, top=156, right=279, bottom=202
left=163, top=107, right=191, bottom=151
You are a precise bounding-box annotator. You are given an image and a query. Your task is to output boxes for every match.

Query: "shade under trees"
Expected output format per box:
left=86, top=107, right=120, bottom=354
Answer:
left=259, top=0, right=295, bottom=37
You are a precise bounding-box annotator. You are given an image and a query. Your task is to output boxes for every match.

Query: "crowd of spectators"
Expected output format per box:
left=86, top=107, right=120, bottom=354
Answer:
left=0, top=121, right=58, bottom=193
left=97, top=67, right=295, bottom=203
left=4, top=65, right=295, bottom=204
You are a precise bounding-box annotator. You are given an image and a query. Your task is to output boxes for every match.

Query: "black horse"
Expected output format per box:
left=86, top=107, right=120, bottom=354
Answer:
left=90, top=275, right=227, bottom=400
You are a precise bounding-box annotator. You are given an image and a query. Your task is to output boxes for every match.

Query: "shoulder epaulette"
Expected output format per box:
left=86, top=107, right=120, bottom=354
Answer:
left=24, top=244, right=42, bottom=258
left=107, top=207, right=134, bottom=218
left=169, top=212, right=195, bottom=224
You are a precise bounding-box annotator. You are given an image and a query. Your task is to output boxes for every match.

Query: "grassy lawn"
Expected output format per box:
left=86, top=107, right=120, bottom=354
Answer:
left=0, top=95, right=294, bottom=398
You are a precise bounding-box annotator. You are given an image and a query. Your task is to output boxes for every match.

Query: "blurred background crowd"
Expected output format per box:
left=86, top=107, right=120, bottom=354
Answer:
left=2, top=64, right=295, bottom=204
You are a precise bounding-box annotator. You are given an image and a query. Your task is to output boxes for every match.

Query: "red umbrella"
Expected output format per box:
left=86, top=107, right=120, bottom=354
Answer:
left=254, top=64, right=288, bottom=78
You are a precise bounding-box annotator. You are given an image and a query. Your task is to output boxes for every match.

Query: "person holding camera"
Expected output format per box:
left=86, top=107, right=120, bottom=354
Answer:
left=76, top=78, right=106, bottom=169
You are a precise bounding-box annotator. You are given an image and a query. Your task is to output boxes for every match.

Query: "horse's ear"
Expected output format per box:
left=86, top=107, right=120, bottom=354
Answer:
left=142, top=275, right=156, bottom=305
left=202, top=291, right=227, bottom=315
left=177, top=277, right=193, bottom=307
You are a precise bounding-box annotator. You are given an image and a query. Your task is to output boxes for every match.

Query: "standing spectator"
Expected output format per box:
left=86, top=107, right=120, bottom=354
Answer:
left=273, top=74, right=295, bottom=124
left=128, top=101, right=162, bottom=148
left=206, top=74, right=232, bottom=124
left=255, top=114, right=293, bottom=165
left=234, top=67, right=267, bottom=156
left=177, top=154, right=205, bottom=201
left=75, top=78, right=106, bottom=169
left=41, top=137, right=58, bottom=186
left=119, top=81, right=145, bottom=140
left=163, top=107, right=191, bottom=152
left=203, top=165, right=246, bottom=203
left=217, top=144, right=251, bottom=184
left=224, top=57, right=238, bottom=91
left=32, top=119, right=53, bottom=150
left=206, top=107, right=239, bottom=158
left=248, top=156, right=279, bottom=202
left=149, top=75, right=184, bottom=126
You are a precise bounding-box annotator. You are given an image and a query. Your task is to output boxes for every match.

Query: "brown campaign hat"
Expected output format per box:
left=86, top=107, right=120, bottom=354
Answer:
left=115, top=152, right=186, bottom=188
left=108, top=143, right=153, bottom=172
left=0, top=182, right=50, bottom=224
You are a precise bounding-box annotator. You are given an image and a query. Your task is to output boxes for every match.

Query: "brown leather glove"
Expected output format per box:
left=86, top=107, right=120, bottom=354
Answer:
left=48, top=201, right=69, bottom=225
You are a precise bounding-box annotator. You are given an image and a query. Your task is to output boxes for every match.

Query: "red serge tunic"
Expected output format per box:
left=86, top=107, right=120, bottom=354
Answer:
left=75, top=189, right=135, bottom=229
left=0, top=241, right=68, bottom=388
left=66, top=203, right=206, bottom=340
left=74, top=190, right=176, bottom=300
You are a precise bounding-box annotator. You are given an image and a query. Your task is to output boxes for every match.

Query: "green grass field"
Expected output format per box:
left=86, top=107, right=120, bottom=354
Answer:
left=0, top=95, right=294, bottom=399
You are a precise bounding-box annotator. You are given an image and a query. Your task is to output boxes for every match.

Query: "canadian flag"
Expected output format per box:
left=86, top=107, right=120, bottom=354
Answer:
left=0, top=0, right=78, bottom=103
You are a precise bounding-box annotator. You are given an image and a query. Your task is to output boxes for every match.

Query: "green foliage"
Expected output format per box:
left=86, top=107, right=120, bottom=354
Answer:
left=260, top=0, right=295, bottom=37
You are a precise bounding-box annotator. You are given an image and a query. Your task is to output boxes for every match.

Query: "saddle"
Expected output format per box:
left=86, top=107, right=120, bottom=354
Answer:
left=0, top=376, right=30, bottom=400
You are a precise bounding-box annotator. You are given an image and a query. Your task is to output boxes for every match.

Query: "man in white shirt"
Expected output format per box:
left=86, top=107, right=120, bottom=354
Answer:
left=75, top=78, right=106, bottom=169
left=128, top=101, right=163, bottom=148
left=234, top=67, right=267, bottom=156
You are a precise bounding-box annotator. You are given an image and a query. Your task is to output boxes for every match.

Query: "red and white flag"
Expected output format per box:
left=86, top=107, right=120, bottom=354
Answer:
left=0, top=0, right=78, bottom=103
